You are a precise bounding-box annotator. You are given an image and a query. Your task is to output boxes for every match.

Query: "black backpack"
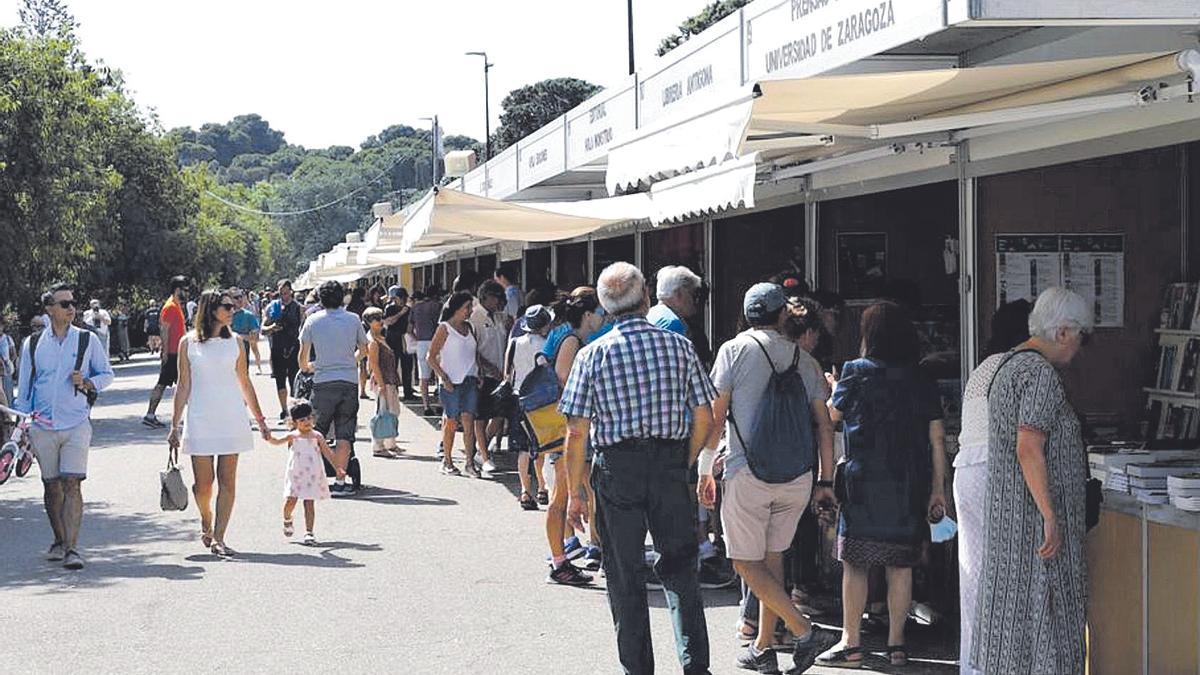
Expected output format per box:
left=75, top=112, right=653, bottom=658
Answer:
left=28, top=329, right=97, bottom=407
left=729, top=335, right=817, bottom=483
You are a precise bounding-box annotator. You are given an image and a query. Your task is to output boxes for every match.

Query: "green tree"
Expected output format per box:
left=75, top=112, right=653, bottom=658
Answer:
left=492, top=77, right=601, bottom=152
left=18, top=0, right=76, bottom=38
left=656, top=0, right=749, bottom=56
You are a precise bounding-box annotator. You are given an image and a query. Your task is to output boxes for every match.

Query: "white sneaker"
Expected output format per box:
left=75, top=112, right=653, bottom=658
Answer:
left=482, top=459, right=497, bottom=473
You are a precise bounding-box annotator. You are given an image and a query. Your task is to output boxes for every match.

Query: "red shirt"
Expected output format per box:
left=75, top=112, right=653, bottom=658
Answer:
left=161, top=297, right=187, bottom=354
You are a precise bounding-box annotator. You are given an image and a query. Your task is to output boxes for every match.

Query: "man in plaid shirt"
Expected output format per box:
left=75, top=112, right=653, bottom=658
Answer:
left=560, top=261, right=717, bottom=675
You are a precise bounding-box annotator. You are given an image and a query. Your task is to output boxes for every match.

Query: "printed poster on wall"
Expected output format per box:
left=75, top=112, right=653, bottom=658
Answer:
left=995, top=234, right=1125, bottom=328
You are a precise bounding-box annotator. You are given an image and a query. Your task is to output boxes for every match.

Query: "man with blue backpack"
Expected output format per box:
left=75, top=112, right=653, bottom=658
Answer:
left=699, top=282, right=838, bottom=674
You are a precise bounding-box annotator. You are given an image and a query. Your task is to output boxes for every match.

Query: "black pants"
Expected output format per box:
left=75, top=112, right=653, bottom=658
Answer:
left=593, top=439, right=710, bottom=675
left=398, top=350, right=415, bottom=398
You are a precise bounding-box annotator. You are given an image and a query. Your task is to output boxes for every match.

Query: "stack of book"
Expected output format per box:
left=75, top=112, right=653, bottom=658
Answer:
left=1126, top=459, right=1200, bottom=504
left=1167, top=473, right=1200, bottom=511
left=1088, top=449, right=1199, bottom=494
left=1159, top=282, right=1200, bottom=330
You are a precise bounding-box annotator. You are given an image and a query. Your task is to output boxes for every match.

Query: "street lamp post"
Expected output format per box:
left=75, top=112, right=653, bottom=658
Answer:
left=465, top=51, right=493, bottom=162
left=627, top=0, right=635, bottom=75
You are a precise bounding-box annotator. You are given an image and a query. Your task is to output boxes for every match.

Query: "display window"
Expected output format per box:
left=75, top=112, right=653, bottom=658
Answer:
left=556, top=241, right=589, bottom=290
left=712, top=205, right=805, bottom=347
left=592, top=235, right=635, bottom=283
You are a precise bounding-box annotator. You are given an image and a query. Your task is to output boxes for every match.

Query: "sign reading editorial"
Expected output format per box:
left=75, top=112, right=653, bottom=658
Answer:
left=995, top=234, right=1125, bottom=327
left=745, top=0, right=946, bottom=82
left=566, top=83, right=636, bottom=169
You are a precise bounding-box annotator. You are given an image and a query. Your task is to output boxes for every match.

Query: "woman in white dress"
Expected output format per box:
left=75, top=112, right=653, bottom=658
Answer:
left=168, top=289, right=269, bottom=557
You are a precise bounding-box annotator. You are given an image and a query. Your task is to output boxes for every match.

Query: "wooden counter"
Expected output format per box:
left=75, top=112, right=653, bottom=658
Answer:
left=1087, top=492, right=1200, bottom=675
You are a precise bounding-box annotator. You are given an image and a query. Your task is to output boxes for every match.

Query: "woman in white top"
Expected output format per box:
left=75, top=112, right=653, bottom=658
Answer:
left=168, top=289, right=270, bottom=558
left=504, top=304, right=552, bottom=510
left=427, top=291, right=481, bottom=477
left=954, top=299, right=1030, bottom=675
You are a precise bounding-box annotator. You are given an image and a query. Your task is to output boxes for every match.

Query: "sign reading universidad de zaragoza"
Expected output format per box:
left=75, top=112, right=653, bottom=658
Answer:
left=745, top=0, right=946, bottom=82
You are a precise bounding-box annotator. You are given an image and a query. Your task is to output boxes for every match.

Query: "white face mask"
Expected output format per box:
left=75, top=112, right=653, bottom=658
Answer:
left=929, top=516, right=958, bottom=543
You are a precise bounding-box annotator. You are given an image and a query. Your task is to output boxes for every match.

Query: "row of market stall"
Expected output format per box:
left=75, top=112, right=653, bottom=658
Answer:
left=297, top=4, right=1200, bottom=672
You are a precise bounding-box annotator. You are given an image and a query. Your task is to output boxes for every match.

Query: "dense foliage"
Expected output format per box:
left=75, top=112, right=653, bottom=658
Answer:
left=656, top=0, right=749, bottom=57
left=492, top=77, right=601, bottom=153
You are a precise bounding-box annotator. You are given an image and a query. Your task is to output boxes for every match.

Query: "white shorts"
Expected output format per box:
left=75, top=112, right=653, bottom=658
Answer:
left=721, top=469, right=813, bottom=561
left=416, top=341, right=433, bottom=380
left=30, top=422, right=93, bottom=481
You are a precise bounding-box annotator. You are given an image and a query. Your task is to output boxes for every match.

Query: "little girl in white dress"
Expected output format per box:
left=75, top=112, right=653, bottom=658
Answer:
left=266, top=400, right=345, bottom=545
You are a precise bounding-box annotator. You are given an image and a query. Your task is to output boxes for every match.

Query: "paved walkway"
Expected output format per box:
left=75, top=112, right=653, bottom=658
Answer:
left=0, top=349, right=957, bottom=673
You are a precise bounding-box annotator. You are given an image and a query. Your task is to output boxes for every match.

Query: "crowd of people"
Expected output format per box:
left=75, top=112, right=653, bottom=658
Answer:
left=2, top=256, right=1098, bottom=675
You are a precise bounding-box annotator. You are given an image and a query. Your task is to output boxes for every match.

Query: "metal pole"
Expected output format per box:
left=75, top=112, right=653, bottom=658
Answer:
left=431, top=116, right=438, bottom=184
left=484, top=59, right=492, bottom=162
left=627, top=0, right=635, bottom=75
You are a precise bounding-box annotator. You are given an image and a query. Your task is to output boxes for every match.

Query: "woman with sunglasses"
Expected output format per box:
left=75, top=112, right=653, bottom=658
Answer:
left=168, top=289, right=270, bottom=557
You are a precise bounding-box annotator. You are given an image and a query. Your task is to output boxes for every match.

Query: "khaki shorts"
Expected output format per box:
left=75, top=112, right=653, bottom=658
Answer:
left=30, top=422, right=93, bottom=481
left=721, top=469, right=812, bottom=561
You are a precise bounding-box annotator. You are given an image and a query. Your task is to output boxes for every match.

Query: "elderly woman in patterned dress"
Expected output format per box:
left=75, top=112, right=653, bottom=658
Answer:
left=972, top=287, right=1092, bottom=675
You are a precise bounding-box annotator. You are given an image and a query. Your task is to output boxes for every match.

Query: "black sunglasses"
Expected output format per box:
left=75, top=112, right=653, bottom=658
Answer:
left=54, top=300, right=78, bottom=309
left=218, top=302, right=236, bottom=312
left=1079, top=330, right=1091, bottom=347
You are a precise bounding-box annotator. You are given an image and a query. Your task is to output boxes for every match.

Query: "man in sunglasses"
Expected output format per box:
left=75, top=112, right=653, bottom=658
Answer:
left=228, top=287, right=264, bottom=375
left=143, top=275, right=189, bottom=428
left=13, top=283, right=113, bottom=570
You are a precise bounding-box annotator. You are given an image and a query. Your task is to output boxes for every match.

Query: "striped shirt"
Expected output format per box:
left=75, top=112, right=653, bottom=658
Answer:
left=559, top=315, right=716, bottom=448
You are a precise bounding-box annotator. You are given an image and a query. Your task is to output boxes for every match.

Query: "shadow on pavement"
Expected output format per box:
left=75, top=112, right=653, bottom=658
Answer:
left=0, top=496, right=204, bottom=591
left=350, top=485, right=457, bottom=506
left=186, top=539, right=380, bottom=568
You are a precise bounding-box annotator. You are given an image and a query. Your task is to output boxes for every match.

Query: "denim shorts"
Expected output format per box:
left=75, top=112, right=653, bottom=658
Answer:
left=439, top=376, right=479, bottom=419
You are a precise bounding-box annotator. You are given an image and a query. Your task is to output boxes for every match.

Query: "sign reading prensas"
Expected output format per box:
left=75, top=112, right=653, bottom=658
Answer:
left=744, top=0, right=946, bottom=82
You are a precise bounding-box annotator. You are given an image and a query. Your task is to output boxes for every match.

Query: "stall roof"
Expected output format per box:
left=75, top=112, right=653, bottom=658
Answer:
left=397, top=187, right=652, bottom=253
left=606, top=50, right=1198, bottom=194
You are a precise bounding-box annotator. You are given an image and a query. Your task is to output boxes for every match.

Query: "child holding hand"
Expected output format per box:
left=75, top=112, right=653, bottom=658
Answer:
left=267, top=400, right=344, bottom=545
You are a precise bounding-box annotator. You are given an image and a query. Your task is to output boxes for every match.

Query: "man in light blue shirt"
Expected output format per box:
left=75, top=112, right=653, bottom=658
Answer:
left=647, top=265, right=702, bottom=338
left=14, top=283, right=114, bottom=570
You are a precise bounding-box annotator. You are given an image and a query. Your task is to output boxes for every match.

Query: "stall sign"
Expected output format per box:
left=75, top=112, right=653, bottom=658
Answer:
left=637, top=10, right=743, bottom=128
left=518, top=116, right=567, bottom=191
left=566, top=82, right=637, bottom=169
left=744, top=0, right=946, bottom=82
left=486, top=145, right=519, bottom=201
left=462, top=166, right=487, bottom=196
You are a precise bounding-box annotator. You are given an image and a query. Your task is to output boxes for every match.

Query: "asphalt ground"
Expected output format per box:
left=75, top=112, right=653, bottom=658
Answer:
left=0, top=347, right=958, bottom=674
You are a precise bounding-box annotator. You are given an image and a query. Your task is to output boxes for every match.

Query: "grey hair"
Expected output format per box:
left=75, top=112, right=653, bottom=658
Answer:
left=597, top=262, right=646, bottom=316
left=655, top=265, right=701, bottom=302
left=1028, top=287, right=1092, bottom=341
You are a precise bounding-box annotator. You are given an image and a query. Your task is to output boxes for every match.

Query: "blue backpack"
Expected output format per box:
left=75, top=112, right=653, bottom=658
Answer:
left=728, top=336, right=817, bottom=483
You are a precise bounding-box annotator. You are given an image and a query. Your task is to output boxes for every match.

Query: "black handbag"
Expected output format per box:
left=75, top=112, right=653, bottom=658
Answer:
left=489, top=380, right=518, bottom=419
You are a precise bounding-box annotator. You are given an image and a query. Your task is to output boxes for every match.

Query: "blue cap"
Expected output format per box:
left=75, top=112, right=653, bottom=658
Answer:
left=743, top=283, right=787, bottom=322
left=522, top=304, right=552, bottom=331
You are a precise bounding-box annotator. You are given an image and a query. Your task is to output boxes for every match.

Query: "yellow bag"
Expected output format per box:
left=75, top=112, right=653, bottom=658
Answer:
left=523, top=403, right=567, bottom=454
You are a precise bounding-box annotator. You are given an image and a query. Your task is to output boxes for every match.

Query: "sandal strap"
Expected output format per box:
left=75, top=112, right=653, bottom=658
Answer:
left=885, top=645, right=907, bottom=654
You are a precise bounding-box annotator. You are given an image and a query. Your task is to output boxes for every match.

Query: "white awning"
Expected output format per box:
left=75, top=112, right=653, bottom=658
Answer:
left=648, top=152, right=759, bottom=226
left=400, top=187, right=651, bottom=253
left=606, top=50, right=1199, bottom=194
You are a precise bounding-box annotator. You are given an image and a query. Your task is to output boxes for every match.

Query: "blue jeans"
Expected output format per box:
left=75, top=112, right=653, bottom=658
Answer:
left=592, top=439, right=710, bottom=675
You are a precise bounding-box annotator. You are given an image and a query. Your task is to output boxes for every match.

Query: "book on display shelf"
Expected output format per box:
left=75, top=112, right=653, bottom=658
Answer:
left=1160, top=282, right=1199, bottom=330
left=1125, top=458, right=1200, bottom=478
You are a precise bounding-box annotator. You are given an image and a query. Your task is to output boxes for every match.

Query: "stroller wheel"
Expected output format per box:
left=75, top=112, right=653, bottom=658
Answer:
left=0, top=447, right=14, bottom=485
left=15, top=451, right=33, bottom=477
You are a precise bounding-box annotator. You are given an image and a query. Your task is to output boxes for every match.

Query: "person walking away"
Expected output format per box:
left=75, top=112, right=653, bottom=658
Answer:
left=971, top=288, right=1092, bottom=675
left=545, top=287, right=607, bottom=581
left=262, top=280, right=303, bottom=421
left=504, top=304, right=552, bottom=510
left=382, top=286, right=416, bottom=401
left=701, top=284, right=839, bottom=674
left=561, top=262, right=716, bottom=675
left=168, top=289, right=270, bottom=557
left=470, top=280, right=511, bottom=474
left=817, top=302, right=948, bottom=668
left=364, top=307, right=402, bottom=458
left=113, top=303, right=131, bottom=362
left=82, top=299, right=112, bottom=357
left=0, top=315, right=16, bottom=403
left=13, top=284, right=113, bottom=570
left=266, top=400, right=345, bottom=545
left=143, top=275, right=189, bottom=428
left=299, top=281, right=369, bottom=496
left=954, top=299, right=1031, bottom=675
left=409, top=287, right=442, bottom=416
left=494, top=266, right=521, bottom=319
left=648, top=265, right=702, bottom=338
left=346, top=287, right=371, bottom=400
left=229, top=287, right=264, bottom=375
left=143, top=302, right=161, bottom=354
left=427, top=292, right=482, bottom=477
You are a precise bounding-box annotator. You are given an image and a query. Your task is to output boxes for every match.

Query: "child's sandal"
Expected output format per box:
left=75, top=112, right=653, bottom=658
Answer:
left=283, top=519, right=294, bottom=538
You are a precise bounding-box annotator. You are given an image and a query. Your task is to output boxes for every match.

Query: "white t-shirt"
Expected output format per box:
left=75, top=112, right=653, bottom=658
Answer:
left=83, top=308, right=112, bottom=338
left=470, top=305, right=508, bottom=376
left=510, top=333, right=547, bottom=391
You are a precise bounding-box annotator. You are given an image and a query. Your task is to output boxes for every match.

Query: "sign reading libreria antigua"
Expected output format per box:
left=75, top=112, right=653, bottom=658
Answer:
left=745, top=0, right=945, bottom=82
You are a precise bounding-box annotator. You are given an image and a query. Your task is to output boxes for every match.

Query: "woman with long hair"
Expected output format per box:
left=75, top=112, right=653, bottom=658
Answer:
left=818, top=301, right=947, bottom=668
left=544, top=286, right=607, bottom=585
left=168, top=289, right=270, bottom=557
left=364, top=306, right=402, bottom=458
left=427, top=291, right=482, bottom=477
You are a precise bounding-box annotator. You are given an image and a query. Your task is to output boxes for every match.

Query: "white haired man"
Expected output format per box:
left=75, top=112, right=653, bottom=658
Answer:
left=648, top=265, right=702, bottom=338
left=560, top=261, right=716, bottom=675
